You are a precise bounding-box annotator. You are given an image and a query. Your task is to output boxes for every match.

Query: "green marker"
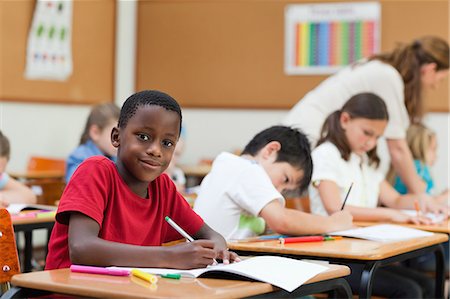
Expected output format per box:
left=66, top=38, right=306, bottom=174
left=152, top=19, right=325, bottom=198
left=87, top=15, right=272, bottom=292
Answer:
left=161, top=273, right=181, bottom=279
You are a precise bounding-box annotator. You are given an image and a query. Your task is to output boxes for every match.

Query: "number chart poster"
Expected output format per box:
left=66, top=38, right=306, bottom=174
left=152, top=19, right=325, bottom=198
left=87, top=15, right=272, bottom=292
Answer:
left=25, top=0, right=73, bottom=81
left=285, top=2, right=380, bottom=75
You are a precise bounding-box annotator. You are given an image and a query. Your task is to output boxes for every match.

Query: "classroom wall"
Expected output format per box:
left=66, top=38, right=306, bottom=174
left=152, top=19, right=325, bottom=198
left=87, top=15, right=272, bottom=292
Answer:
left=0, top=0, right=448, bottom=193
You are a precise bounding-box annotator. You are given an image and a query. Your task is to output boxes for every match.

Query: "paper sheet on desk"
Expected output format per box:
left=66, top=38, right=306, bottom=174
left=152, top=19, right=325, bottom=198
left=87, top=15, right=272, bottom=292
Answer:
left=109, top=256, right=328, bottom=292
left=330, top=224, right=433, bottom=242
left=400, top=210, right=446, bottom=224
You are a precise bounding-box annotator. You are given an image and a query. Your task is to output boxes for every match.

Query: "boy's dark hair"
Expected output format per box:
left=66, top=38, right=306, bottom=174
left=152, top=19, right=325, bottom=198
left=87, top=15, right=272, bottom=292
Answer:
left=317, top=92, right=389, bottom=168
left=0, top=130, right=10, bottom=160
left=241, top=126, right=312, bottom=193
left=118, top=90, right=182, bottom=134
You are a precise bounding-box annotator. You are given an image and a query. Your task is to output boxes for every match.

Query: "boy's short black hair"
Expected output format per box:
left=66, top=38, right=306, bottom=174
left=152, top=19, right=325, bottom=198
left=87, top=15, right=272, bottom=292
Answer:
left=0, top=130, right=10, bottom=160
left=241, top=126, right=312, bottom=193
left=118, top=90, right=182, bottom=134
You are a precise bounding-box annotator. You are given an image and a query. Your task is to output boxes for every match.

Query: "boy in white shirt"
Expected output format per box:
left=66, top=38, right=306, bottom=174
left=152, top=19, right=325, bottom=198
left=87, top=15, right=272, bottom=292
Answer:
left=194, top=126, right=352, bottom=240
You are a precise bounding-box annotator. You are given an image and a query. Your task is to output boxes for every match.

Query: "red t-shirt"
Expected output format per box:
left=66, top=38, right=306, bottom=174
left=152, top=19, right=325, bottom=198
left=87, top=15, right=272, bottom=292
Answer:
left=45, top=156, right=204, bottom=269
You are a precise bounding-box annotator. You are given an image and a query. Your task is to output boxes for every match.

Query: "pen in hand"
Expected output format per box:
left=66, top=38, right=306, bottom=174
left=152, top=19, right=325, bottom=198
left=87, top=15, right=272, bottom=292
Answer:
left=165, top=216, right=218, bottom=265
left=340, top=182, right=354, bottom=210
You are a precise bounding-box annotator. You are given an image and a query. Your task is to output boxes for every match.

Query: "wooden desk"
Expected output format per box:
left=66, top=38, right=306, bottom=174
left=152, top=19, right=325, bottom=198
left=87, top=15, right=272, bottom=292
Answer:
left=228, top=233, right=448, bottom=299
left=12, top=212, right=55, bottom=273
left=179, top=164, right=211, bottom=187
left=8, top=171, right=65, bottom=206
left=4, top=265, right=351, bottom=298
left=356, top=220, right=450, bottom=234
left=9, top=171, right=65, bottom=181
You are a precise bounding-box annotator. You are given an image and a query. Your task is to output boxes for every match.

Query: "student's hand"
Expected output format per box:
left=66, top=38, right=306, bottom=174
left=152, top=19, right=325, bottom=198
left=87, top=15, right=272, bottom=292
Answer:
left=215, top=248, right=241, bottom=265
left=328, top=210, right=353, bottom=231
left=168, top=240, right=218, bottom=269
left=0, top=193, right=9, bottom=208
left=391, top=210, right=432, bottom=225
left=424, top=197, right=449, bottom=216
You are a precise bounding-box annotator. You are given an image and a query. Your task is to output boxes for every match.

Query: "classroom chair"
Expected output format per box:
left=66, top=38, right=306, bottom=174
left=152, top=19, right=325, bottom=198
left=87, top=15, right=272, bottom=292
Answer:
left=0, top=209, right=50, bottom=298
left=25, top=156, right=66, bottom=206
left=0, top=209, right=20, bottom=294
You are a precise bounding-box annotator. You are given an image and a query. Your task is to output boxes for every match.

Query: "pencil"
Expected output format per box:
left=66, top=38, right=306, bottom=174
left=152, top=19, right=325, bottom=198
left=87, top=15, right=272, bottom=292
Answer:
left=340, top=182, right=354, bottom=210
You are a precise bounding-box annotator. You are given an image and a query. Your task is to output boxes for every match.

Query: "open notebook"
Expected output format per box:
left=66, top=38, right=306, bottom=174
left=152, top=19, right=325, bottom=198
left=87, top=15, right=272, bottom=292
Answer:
left=330, top=224, right=433, bottom=243
left=6, top=203, right=56, bottom=215
left=109, top=256, right=328, bottom=292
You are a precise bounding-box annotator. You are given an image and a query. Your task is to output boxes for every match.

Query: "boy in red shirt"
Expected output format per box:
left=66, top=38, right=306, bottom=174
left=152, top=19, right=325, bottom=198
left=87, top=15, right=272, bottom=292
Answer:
left=46, top=90, right=239, bottom=269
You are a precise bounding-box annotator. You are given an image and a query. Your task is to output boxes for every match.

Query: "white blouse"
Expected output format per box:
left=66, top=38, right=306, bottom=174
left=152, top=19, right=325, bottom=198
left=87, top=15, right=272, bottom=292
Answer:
left=309, top=142, right=385, bottom=216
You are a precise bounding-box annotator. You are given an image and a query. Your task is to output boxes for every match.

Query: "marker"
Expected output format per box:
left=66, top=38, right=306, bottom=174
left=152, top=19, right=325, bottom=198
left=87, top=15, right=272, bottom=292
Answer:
left=414, top=200, right=421, bottom=217
left=131, top=269, right=158, bottom=284
left=70, top=265, right=130, bottom=276
left=279, top=235, right=342, bottom=244
left=161, top=273, right=181, bottom=279
left=340, top=182, right=354, bottom=210
left=165, top=216, right=217, bottom=264
left=165, top=216, right=194, bottom=242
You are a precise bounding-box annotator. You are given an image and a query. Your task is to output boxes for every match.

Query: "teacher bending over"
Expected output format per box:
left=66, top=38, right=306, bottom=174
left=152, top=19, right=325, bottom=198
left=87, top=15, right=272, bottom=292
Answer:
left=283, top=36, right=448, bottom=196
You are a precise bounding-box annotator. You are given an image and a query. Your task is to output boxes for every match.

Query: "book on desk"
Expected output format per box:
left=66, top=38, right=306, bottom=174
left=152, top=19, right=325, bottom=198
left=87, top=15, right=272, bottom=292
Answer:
left=109, top=255, right=329, bottom=292
left=330, top=224, right=433, bottom=243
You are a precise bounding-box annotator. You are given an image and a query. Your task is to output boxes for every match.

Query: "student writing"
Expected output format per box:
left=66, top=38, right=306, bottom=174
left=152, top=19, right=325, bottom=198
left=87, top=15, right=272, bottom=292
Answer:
left=65, top=103, right=120, bottom=182
left=193, top=126, right=352, bottom=241
left=45, top=90, right=239, bottom=270
left=393, top=123, right=449, bottom=206
left=308, top=93, right=435, bottom=298
left=283, top=36, right=449, bottom=198
left=0, top=130, right=36, bottom=207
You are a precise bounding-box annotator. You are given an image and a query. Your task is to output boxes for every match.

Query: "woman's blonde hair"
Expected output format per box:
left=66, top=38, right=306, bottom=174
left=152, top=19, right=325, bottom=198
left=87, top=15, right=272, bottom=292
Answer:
left=370, top=36, right=449, bottom=123
left=406, top=123, right=436, bottom=163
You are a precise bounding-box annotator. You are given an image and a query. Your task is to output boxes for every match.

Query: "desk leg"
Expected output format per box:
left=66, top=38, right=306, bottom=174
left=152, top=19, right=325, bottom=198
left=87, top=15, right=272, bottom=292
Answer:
left=23, top=231, right=33, bottom=273
left=434, top=243, right=445, bottom=299
left=328, top=277, right=353, bottom=299
left=359, top=261, right=378, bottom=299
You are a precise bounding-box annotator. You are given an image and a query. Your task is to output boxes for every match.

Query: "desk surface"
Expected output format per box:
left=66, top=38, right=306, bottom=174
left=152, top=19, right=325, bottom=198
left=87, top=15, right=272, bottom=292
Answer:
left=356, top=220, right=450, bottom=234
left=9, top=170, right=65, bottom=180
left=228, top=234, right=448, bottom=261
left=179, top=164, right=211, bottom=177
left=11, top=265, right=350, bottom=299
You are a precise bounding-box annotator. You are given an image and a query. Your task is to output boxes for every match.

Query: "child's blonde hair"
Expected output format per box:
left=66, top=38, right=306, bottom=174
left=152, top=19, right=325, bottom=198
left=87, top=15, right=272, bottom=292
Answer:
left=79, top=103, right=120, bottom=145
left=406, top=123, right=436, bottom=163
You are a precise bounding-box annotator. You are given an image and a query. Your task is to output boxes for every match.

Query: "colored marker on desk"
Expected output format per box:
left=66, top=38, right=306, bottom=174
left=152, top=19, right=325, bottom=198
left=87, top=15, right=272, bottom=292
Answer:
left=131, top=269, right=158, bottom=284
left=70, top=264, right=130, bottom=276
left=279, top=235, right=341, bottom=244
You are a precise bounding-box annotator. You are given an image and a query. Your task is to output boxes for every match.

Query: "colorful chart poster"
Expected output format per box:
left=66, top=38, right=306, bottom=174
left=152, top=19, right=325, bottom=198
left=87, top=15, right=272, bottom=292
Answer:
left=285, top=2, right=380, bottom=75
left=25, top=0, right=73, bottom=81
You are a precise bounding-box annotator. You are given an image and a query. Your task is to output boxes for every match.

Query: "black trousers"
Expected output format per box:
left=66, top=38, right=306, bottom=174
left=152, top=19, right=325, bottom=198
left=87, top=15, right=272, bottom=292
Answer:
left=346, top=263, right=434, bottom=298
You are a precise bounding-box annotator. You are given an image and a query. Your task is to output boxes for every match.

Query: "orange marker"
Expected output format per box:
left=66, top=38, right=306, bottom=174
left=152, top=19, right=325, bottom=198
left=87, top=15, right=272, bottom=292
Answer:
left=414, top=200, right=421, bottom=217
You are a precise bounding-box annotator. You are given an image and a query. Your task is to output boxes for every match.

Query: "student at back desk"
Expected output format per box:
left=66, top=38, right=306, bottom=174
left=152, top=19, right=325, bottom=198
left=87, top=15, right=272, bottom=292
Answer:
left=0, top=130, right=36, bottom=207
left=309, top=93, right=441, bottom=298
left=46, top=90, right=239, bottom=269
left=193, top=125, right=352, bottom=241
left=65, top=103, right=120, bottom=182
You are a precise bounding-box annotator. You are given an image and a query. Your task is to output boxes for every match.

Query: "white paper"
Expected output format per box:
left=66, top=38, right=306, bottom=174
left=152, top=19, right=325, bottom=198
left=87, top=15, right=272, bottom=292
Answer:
left=401, top=210, right=446, bottom=224
left=6, top=203, right=57, bottom=215
left=6, top=204, right=28, bottom=215
left=110, top=256, right=328, bottom=292
left=330, top=224, right=433, bottom=242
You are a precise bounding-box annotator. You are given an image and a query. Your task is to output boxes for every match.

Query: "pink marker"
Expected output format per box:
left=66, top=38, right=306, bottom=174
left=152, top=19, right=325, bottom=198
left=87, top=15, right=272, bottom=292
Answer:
left=70, top=265, right=130, bottom=276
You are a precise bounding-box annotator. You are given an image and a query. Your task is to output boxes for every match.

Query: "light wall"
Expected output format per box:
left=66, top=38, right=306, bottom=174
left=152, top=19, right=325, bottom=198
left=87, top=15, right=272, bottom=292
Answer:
left=0, top=1, right=448, bottom=194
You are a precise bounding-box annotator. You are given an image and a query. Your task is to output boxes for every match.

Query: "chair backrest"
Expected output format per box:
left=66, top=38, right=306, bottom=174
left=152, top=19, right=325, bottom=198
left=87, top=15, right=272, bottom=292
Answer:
left=0, top=209, right=20, bottom=288
left=27, top=156, right=65, bottom=172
